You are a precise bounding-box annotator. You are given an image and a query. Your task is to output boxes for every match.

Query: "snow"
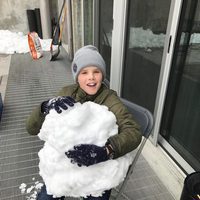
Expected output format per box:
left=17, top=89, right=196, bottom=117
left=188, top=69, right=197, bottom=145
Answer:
left=106, top=27, right=200, bottom=48
left=1, top=28, right=200, bottom=55
left=129, top=27, right=165, bottom=48
left=38, top=101, right=134, bottom=198
left=189, top=32, right=200, bottom=44
left=0, top=30, right=52, bottom=54
left=19, top=178, right=44, bottom=200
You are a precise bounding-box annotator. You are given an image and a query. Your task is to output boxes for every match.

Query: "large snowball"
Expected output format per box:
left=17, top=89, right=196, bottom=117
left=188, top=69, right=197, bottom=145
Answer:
left=38, top=101, right=133, bottom=198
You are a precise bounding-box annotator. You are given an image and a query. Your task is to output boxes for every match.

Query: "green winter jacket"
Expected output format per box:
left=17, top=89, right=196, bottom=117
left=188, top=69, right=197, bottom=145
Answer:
left=26, top=83, right=142, bottom=158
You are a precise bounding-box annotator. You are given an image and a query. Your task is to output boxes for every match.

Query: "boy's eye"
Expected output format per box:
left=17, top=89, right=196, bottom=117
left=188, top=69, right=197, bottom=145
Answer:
left=81, top=71, right=87, bottom=74
left=94, top=70, right=100, bottom=73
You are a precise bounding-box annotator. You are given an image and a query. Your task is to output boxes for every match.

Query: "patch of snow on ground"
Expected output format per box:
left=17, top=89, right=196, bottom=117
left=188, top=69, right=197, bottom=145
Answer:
left=19, top=177, right=44, bottom=200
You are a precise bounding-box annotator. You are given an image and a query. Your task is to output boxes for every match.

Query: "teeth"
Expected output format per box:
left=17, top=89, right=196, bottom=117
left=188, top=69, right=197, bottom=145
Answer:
left=87, top=83, right=96, bottom=86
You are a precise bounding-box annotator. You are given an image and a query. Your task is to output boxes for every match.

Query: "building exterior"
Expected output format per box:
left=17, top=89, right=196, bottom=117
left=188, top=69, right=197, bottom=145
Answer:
left=65, top=0, right=200, bottom=175
left=0, top=0, right=199, bottom=197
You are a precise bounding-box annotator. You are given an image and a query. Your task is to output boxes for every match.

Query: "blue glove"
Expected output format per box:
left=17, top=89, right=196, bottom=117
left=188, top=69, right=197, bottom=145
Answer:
left=41, top=96, right=75, bottom=114
left=65, top=144, right=109, bottom=167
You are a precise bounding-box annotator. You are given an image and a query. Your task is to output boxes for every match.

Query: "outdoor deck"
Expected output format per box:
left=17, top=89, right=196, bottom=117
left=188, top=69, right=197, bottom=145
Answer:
left=0, top=49, right=175, bottom=200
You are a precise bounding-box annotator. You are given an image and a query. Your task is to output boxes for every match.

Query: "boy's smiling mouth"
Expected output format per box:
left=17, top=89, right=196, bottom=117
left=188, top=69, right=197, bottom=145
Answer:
left=87, top=83, right=97, bottom=87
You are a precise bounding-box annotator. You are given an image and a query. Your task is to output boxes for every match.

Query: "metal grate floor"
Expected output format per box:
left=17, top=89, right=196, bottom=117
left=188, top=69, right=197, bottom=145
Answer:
left=0, top=49, right=175, bottom=200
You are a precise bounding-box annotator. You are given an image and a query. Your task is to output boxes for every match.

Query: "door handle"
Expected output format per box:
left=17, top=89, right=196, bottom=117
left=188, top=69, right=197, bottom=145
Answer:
left=168, top=35, right=172, bottom=53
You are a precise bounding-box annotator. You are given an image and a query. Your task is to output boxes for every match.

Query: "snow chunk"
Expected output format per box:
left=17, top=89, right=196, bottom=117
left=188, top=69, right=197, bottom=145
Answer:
left=38, top=101, right=134, bottom=198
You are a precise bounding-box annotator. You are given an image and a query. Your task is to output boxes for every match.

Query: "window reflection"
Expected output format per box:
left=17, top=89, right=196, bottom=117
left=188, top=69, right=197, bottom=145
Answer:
left=122, top=0, right=171, bottom=113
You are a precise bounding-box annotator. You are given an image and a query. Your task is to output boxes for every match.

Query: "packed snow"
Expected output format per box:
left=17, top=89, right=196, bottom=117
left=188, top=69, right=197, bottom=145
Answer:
left=0, top=30, right=52, bottom=54
left=38, top=101, right=134, bottom=198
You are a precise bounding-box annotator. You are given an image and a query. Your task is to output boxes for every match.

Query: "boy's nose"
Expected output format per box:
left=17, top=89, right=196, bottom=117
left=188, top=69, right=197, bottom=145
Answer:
left=88, top=73, right=95, bottom=79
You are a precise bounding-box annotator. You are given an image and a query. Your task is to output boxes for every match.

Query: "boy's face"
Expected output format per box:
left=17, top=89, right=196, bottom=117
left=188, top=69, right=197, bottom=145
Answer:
left=78, top=66, right=103, bottom=95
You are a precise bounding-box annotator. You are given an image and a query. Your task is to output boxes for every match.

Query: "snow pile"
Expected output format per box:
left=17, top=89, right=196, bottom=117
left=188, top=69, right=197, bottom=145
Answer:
left=106, top=27, right=200, bottom=48
left=190, top=33, right=200, bottom=44
left=0, top=30, right=52, bottom=54
left=19, top=177, right=44, bottom=200
left=38, top=101, right=133, bottom=198
left=106, top=27, right=166, bottom=48
left=129, top=27, right=165, bottom=48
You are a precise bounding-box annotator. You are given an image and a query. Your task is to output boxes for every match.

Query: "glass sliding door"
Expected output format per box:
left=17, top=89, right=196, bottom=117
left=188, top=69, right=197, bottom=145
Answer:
left=121, top=0, right=171, bottom=113
left=99, top=0, right=113, bottom=80
left=160, top=0, right=200, bottom=171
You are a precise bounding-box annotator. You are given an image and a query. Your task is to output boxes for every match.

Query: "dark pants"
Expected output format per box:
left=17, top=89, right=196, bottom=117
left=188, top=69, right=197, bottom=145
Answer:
left=37, top=185, right=65, bottom=200
left=83, top=190, right=111, bottom=200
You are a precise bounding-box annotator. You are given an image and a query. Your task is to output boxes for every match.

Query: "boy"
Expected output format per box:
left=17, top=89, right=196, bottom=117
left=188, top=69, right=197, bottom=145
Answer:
left=26, top=45, right=142, bottom=200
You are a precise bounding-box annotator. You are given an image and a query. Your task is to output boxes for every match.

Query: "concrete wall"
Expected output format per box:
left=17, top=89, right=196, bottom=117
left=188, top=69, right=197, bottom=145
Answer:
left=0, top=0, right=39, bottom=33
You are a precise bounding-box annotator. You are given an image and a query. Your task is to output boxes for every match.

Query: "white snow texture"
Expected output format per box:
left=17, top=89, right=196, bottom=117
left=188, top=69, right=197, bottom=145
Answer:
left=38, top=101, right=134, bottom=198
left=0, top=30, right=52, bottom=54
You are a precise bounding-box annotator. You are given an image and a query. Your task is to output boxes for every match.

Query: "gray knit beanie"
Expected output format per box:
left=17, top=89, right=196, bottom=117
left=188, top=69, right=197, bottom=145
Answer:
left=71, top=45, right=106, bottom=82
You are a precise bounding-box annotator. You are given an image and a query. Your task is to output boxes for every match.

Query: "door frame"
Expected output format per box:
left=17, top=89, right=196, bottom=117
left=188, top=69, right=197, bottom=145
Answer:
left=110, top=0, right=128, bottom=95
left=159, top=135, right=195, bottom=173
left=151, top=0, right=183, bottom=145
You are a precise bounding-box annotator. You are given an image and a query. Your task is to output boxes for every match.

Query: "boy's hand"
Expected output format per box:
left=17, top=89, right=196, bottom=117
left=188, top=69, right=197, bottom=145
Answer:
left=41, top=96, right=75, bottom=114
left=65, top=144, right=109, bottom=167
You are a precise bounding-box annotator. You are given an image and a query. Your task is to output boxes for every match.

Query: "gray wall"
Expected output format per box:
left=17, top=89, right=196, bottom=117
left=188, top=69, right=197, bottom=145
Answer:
left=0, top=0, right=39, bottom=33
